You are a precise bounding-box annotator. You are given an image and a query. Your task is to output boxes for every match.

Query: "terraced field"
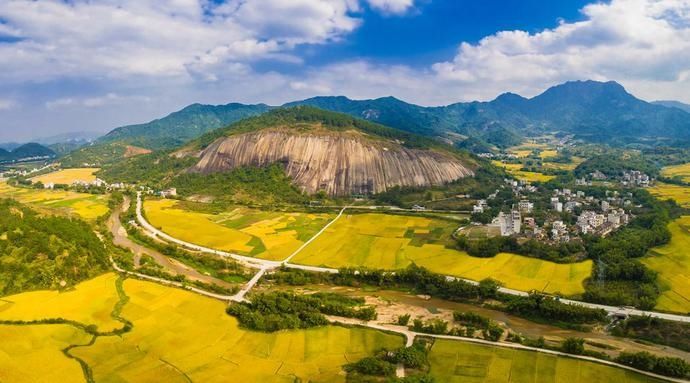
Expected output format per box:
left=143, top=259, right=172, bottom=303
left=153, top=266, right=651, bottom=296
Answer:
left=661, top=163, right=690, bottom=183
left=0, top=274, right=403, bottom=383
left=428, top=339, right=663, bottom=383
left=30, top=168, right=99, bottom=185
left=144, top=199, right=334, bottom=260
left=0, top=181, right=109, bottom=220
left=643, top=216, right=690, bottom=313
left=292, top=213, right=592, bottom=296
left=650, top=182, right=690, bottom=207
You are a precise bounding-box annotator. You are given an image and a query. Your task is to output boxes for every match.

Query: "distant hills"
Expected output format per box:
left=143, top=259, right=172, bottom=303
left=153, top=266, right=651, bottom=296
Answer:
left=84, top=80, right=690, bottom=155
left=653, top=100, right=690, bottom=113
left=99, top=103, right=271, bottom=150
left=0, top=143, right=56, bottom=164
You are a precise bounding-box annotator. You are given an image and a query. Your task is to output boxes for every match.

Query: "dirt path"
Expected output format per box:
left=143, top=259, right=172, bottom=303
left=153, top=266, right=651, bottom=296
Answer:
left=108, top=197, right=235, bottom=289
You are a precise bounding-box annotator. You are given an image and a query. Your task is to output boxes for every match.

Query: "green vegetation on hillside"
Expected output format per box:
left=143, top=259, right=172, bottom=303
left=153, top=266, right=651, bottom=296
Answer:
left=0, top=199, right=109, bottom=295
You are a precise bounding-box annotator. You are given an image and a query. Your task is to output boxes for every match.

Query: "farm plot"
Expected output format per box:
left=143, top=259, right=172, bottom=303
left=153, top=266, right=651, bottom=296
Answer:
left=0, top=181, right=109, bottom=220
left=0, top=324, right=92, bottom=383
left=661, top=163, right=690, bottom=183
left=292, top=213, right=592, bottom=296
left=427, top=339, right=663, bottom=383
left=643, top=216, right=690, bottom=313
left=491, top=161, right=555, bottom=183
left=649, top=182, right=690, bottom=207
left=30, top=168, right=99, bottom=185
left=144, top=199, right=334, bottom=260
left=72, top=277, right=404, bottom=383
left=0, top=273, right=122, bottom=332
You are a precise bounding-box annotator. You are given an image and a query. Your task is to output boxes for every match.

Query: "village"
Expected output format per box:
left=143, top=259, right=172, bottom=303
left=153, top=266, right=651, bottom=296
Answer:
left=472, top=177, right=636, bottom=244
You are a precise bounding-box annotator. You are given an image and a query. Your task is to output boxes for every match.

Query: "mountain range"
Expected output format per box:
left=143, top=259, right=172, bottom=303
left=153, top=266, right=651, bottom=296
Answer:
left=0, top=143, right=56, bottom=164
left=89, top=80, right=690, bottom=154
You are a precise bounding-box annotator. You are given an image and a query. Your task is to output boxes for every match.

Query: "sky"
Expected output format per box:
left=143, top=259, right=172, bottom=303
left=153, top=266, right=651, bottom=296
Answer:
left=1, top=0, right=690, bottom=142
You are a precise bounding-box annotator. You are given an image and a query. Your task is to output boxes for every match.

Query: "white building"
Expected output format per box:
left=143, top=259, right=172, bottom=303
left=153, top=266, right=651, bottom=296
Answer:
left=499, top=210, right=522, bottom=236
left=518, top=200, right=534, bottom=213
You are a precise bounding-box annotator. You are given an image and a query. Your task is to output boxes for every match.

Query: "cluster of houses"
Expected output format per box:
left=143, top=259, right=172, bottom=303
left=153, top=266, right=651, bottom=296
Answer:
left=485, top=180, right=633, bottom=243
left=582, top=170, right=653, bottom=188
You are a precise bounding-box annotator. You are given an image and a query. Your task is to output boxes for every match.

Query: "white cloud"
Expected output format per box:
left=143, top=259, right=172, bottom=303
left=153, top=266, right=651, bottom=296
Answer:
left=0, top=99, right=16, bottom=110
left=0, top=0, right=362, bottom=82
left=46, top=93, right=151, bottom=110
left=430, top=0, right=690, bottom=100
left=365, top=0, right=416, bottom=15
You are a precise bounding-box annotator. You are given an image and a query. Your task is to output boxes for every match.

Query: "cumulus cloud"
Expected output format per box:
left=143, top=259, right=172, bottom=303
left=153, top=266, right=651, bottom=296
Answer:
left=430, top=0, right=690, bottom=100
left=0, top=0, right=363, bottom=82
left=365, top=0, right=416, bottom=15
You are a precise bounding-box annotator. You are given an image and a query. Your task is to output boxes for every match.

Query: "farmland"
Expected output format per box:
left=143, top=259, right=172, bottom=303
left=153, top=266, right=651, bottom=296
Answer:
left=661, top=163, right=690, bottom=183
left=491, top=161, right=556, bottom=183
left=649, top=182, right=690, bottom=207
left=30, top=168, right=98, bottom=185
left=144, top=199, right=334, bottom=260
left=292, top=213, right=592, bottom=296
left=0, top=273, right=122, bottom=331
left=0, top=274, right=404, bottom=383
left=0, top=181, right=109, bottom=220
left=0, top=324, right=92, bottom=383
left=643, top=216, right=690, bottom=313
left=427, top=339, right=663, bottom=383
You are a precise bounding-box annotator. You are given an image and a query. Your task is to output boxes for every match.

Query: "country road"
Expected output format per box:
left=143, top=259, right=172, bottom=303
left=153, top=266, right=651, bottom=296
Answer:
left=135, top=193, right=690, bottom=323
left=108, top=196, right=237, bottom=290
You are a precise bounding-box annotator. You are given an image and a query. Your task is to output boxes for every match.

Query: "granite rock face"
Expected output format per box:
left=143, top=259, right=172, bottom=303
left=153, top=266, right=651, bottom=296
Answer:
left=189, top=130, right=473, bottom=196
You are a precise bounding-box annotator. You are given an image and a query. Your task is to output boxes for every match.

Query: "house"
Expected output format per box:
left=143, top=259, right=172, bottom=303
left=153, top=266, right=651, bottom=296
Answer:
left=518, top=200, right=534, bottom=213
left=160, top=188, right=177, bottom=198
left=43, top=182, right=55, bottom=190
left=601, top=200, right=610, bottom=212
left=498, top=210, right=521, bottom=236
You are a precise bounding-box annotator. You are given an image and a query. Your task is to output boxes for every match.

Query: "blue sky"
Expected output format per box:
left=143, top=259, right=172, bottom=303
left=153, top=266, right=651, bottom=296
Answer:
left=0, top=0, right=689, bottom=142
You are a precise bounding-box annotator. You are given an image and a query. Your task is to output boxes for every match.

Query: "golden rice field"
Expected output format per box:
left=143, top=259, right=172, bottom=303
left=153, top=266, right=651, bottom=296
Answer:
left=0, top=181, right=109, bottom=220
left=0, top=324, right=92, bottom=383
left=660, top=163, right=690, bottom=183
left=492, top=161, right=556, bottom=183
left=144, top=199, right=334, bottom=261
left=0, top=273, right=122, bottom=331
left=539, top=149, right=559, bottom=159
left=643, top=216, right=690, bottom=314
left=0, top=273, right=403, bottom=383
left=292, top=213, right=592, bottom=296
left=427, top=339, right=663, bottom=383
left=30, top=168, right=99, bottom=185
left=649, top=182, right=690, bottom=207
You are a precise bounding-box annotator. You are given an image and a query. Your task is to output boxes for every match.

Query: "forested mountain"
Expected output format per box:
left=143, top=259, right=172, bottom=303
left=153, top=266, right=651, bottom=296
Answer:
left=85, top=80, right=690, bottom=156
left=100, top=107, right=476, bottom=197
left=653, top=100, right=690, bottom=113
left=288, top=81, right=690, bottom=147
left=0, top=143, right=55, bottom=163
left=99, top=102, right=272, bottom=150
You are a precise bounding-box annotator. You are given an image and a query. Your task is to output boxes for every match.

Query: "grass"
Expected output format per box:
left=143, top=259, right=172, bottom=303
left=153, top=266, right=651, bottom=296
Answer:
left=643, top=216, right=690, bottom=313
left=0, top=273, right=123, bottom=332
left=427, top=339, right=663, bottom=383
left=661, top=163, right=690, bottom=183
left=491, top=161, right=555, bottom=183
left=72, top=277, right=403, bottom=383
left=0, top=181, right=109, bottom=220
left=649, top=182, right=690, bottom=207
left=292, top=213, right=592, bottom=296
left=30, top=168, right=99, bottom=185
left=144, top=199, right=334, bottom=260
left=0, top=324, right=92, bottom=383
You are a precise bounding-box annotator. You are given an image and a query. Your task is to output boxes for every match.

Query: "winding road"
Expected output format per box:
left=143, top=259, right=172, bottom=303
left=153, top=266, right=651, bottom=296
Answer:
left=135, top=193, right=690, bottom=323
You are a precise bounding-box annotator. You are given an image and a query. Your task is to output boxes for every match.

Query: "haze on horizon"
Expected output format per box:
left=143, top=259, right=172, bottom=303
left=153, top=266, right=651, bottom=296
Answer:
left=1, top=0, right=689, bottom=142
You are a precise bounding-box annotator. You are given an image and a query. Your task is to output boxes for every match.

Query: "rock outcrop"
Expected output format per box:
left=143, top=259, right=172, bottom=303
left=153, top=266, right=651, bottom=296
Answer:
left=189, top=130, right=474, bottom=196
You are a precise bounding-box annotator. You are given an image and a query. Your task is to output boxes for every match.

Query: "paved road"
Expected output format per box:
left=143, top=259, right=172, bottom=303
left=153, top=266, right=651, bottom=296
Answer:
left=108, top=197, right=237, bottom=290
left=328, top=316, right=685, bottom=383
left=281, top=206, right=347, bottom=264
left=135, top=193, right=690, bottom=323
